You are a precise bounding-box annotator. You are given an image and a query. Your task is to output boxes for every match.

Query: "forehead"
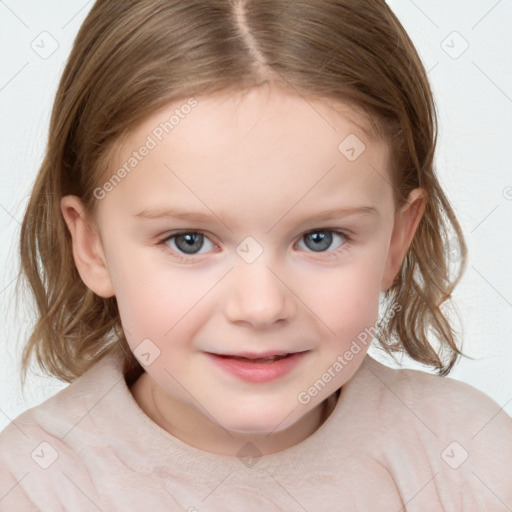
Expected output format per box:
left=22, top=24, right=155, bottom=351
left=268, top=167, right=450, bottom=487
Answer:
left=100, top=85, right=393, bottom=225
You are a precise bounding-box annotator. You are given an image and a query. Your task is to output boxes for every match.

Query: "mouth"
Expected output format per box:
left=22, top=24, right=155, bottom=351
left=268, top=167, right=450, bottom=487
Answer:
left=209, top=350, right=309, bottom=363
left=204, top=350, right=310, bottom=382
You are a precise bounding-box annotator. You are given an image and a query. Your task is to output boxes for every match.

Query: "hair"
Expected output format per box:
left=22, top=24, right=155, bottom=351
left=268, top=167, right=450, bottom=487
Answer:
left=18, top=0, right=468, bottom=389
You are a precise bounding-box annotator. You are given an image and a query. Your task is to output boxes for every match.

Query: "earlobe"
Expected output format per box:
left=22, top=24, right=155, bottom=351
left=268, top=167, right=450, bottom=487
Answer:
left=381, top=188, right=426, bottom=291
left=60, top=195, right=115, bottom=298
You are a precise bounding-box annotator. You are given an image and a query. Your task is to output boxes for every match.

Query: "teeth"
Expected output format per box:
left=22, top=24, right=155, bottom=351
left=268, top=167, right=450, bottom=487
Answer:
left=232, top=354, right=288, bottom=362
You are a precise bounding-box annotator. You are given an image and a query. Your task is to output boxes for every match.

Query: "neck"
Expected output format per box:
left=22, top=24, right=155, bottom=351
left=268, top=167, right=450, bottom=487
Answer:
left=129, top=372, right=340, bottom=456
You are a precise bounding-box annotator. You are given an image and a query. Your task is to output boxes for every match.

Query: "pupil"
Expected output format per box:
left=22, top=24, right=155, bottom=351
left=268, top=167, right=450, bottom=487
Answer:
left=305, top=232, right=332, bottom=252
left=176, top=233, right=203, bottom=254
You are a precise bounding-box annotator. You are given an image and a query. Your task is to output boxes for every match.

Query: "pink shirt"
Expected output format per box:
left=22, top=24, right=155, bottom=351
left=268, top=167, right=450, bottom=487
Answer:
left=1, top=352, right=511, bottom=511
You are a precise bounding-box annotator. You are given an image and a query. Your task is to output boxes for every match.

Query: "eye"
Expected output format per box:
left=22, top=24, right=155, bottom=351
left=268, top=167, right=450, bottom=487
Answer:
left=162, top=231, right=216, bottom=256
left=296, top=229, right=348, bottom=253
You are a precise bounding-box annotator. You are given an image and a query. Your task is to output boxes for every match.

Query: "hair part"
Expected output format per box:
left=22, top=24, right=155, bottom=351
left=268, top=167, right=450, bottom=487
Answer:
left=19, top=0, right=467, bottom=387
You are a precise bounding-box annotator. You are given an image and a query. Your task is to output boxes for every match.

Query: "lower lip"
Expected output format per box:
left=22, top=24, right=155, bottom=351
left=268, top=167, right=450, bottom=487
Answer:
left=205, top=352, right=308, bottom=383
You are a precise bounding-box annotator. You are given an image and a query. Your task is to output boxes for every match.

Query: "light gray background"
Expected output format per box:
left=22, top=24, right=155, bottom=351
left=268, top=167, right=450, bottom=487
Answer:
left=1, top=0, right=511, bottom=433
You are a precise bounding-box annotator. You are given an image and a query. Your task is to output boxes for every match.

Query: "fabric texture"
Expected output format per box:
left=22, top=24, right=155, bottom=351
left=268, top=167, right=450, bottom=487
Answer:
left=1, top=352, right=511, bottom=511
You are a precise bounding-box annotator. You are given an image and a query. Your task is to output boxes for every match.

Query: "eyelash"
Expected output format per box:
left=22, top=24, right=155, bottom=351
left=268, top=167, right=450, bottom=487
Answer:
left=157, top=229, right=352, bottom=263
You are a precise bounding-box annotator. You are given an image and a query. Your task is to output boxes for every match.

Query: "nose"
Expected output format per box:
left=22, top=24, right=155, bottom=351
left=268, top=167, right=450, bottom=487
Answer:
left=224, top=260, right=296, bottom=328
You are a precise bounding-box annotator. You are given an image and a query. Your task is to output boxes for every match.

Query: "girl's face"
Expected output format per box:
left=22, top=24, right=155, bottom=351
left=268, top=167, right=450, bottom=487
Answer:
left=63, top=84, right=423, bottom=454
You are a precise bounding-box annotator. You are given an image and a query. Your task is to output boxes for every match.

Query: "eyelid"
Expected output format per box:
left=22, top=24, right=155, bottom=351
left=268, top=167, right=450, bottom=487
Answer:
left=159, top=229, right=217, bottom=245
left=301, top=227, right=351, bottom=238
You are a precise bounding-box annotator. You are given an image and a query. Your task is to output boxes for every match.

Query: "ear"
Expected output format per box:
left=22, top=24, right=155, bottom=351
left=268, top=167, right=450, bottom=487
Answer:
left=60, top=195, right=115, bottom=298
left=381, top=188, right=426, bottom=291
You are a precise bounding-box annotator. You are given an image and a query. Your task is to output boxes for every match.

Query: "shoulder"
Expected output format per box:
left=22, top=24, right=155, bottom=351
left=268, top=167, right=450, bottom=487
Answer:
left=1, top=353, right=124, bottom=444
left=0, top=354, right=125, bottom=509
left=360, top=355, right=512, bottom=444
left=363, top=355, right=511, bottom=438
left=356, top=355, right=512, bottom=508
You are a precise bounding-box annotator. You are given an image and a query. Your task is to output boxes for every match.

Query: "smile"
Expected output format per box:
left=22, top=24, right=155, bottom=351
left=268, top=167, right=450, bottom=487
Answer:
left=204, top=351, right=310, bottom=383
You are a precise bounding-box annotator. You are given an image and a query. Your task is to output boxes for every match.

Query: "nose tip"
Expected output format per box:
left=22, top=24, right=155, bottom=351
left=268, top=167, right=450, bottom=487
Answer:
left=224, top=263, right=295, bottom=328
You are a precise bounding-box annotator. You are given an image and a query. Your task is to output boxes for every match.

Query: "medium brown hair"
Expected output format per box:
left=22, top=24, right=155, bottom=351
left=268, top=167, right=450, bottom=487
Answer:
left=18, top=0, right=467, bottom=386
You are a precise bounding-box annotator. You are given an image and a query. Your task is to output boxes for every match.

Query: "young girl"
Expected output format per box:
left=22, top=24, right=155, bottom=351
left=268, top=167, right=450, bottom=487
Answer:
left=1, top=0, right=510, bottom=510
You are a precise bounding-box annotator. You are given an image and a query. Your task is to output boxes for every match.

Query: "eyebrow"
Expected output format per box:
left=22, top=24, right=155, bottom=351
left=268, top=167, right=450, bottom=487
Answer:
left=134, top=205, right=379, bottom=225
left=135, top=207, right=220, bottom=223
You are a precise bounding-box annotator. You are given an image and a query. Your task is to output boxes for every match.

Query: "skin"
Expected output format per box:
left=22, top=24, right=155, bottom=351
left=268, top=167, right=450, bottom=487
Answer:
left=61, top=83, right=425, bottom=456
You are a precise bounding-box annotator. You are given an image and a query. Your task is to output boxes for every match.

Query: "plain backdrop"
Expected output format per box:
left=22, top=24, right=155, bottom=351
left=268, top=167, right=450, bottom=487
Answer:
left=1, top=0, right=511, bottom=433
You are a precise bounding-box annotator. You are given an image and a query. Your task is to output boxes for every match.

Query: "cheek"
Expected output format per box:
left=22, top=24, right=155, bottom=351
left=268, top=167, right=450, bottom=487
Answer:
left=302, top=252, right=385, bottom=338
left=106, top=248, right=218, bottom=343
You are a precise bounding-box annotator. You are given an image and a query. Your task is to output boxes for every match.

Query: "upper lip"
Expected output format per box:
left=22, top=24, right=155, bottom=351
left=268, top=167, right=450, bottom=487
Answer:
left=206, top=350, right=308, bottom=359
